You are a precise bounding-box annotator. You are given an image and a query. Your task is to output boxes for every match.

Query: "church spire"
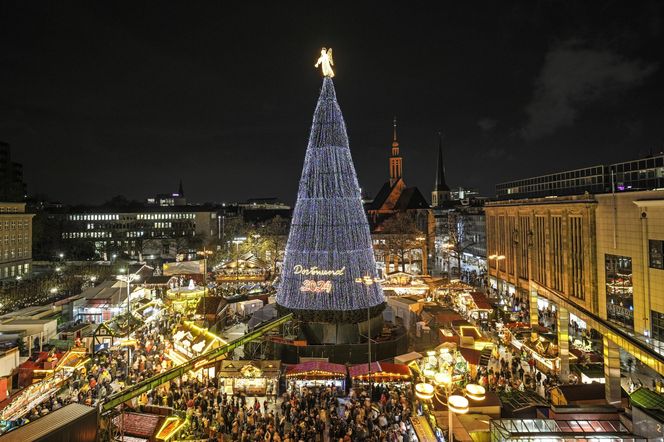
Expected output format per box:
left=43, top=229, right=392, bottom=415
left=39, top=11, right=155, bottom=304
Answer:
left=389, top=116, right=403, bottom=186
left=178, top=179, right=184, bottom=197
left=432, top=131, right=450, bottom=206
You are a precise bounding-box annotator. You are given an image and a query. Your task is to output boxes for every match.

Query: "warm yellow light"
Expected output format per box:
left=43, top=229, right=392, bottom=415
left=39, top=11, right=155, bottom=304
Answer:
left=434, top=371, right=452, bottom=386
left=426, top=350, right=436, bottom=357
left=423, top=368, right=436, bottom=379
left=465, top=383, right=486, bottom=401
left=315, top=48, right=335, bottom=77
left=415, top=382, right=435, bottom=400
left=448, top=395, right=469, bottom=414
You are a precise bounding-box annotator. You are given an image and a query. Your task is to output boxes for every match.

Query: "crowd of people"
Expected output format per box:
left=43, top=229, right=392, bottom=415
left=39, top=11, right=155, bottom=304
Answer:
left=138, top=375, right=416, bottom=442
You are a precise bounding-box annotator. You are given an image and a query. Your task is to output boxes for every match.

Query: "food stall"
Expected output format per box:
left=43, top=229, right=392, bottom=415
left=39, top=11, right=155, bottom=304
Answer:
left=349, top=362, right=411, bottom=386
left=510, top=330, right=577, bottom=374
left=0, top=349, right=89, bottom=431
left=286, top=361, right=347, bottom=392
left=218, top=360, right=281, bottom=397
left=168, top=321, right=225, bottom=377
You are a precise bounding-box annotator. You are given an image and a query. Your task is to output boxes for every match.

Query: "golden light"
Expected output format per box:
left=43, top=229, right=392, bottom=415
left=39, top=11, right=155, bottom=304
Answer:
left=423, top=368, right=436, bottom=379
left=465, top=383, right=486, bottom=401
left=448, top=395, right=469, bottom=414
left=415, top=382, right=435, bottom=400
left=434, top=371, right=452, bottom=386
left=426, top=350, right=436, bottom=357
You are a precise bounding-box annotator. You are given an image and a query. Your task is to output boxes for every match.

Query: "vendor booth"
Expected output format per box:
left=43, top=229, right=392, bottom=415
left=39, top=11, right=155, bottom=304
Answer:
left=218, top=360, right=281, bottom=397
left=168, top=321, right=225, bottom=371
left=286, top=361, right=347, bottom=391
left=349, top=362, right=411, bottom=385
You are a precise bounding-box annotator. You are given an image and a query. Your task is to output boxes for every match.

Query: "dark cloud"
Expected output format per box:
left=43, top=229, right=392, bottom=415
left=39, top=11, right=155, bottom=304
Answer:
left=477, top=118, right=497, bottom=132
left=521, top=40, right=658, bottom=141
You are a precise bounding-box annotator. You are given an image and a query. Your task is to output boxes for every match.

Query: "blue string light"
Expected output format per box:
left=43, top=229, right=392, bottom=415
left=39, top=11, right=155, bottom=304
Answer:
left=276, top=77, right=386, bottom=322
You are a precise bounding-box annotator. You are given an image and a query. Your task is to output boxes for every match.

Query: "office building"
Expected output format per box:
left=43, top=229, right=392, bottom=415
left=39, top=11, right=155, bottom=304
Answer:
left=41, top=205, right=221, bottom=260
left=0, top=202, right=34, bottom=280
left=486, top=189, right=664, bottom=403
left=496, top=154, right=664, bottom=200
left=0, top=142, right=26, bottom=202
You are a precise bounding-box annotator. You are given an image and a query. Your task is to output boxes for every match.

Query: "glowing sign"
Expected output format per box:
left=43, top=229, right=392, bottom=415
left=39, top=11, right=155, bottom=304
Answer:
left=293, top=265, right=345, bottom=276
left=300, top=280, right=332, bottom=293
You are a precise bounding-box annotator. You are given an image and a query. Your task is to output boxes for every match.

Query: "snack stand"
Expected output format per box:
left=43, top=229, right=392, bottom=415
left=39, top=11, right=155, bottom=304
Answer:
left=218, top=360, right=281, bottom=397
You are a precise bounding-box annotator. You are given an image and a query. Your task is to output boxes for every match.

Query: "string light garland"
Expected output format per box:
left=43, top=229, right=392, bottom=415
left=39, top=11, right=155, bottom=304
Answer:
left=276, top=77, right=386, bottom=322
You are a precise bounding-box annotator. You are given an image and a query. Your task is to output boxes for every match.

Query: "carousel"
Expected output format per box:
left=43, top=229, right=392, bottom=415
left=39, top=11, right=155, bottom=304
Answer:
left=214, top=253, right=270, bottom=283
left=381, top=272, right=431, bottom=297
left=165, top=281, right=206, bottom=313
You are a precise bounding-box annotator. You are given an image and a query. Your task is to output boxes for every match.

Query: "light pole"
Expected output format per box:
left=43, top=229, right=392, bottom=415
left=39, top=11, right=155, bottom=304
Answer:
left=355, top=274, right=383, bottom=399
left=116, top=270, right=140, bottom=384
left=232, top=237, right=246, bottom=291
left=197, top=248, right=214, bottom=322
left=415, top=349, right=486, bottom=442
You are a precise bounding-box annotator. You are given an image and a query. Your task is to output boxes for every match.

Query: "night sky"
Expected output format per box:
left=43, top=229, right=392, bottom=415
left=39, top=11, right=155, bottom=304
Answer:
left=1, top=2, right=663, bottom=205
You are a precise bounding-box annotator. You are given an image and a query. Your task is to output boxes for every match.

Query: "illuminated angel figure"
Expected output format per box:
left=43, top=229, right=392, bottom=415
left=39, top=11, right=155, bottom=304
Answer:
left=315, top=47, right=334, bottom=77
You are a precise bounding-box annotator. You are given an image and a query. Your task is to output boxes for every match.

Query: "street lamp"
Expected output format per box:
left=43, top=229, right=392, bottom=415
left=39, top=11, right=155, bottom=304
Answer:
left=116, top=272, right=140, bottom=316
left=116, top=271, right=140, bottom=383
left=50, top=287, right=58, bottom=295
left=355, top=274, right=383, bottom=399
left=432, top=379, right=485, bottom=442
left=197, top=248, right=214, bottom=321
left=232, top=237, right=246, bottom=290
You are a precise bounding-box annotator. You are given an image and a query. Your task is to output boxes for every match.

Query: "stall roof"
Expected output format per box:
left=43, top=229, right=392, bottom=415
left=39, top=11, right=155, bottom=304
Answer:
left=394, top=351, right=423, bottom=365
left=348, top=362, right=411, bottom=378
left=629, top=387, right=664, bottom=421
left=219, top=360, right=281, bottom=376
left=0, top=403, right=96, bottom=442
left=286, top=361, right=346, bottom=377
left=555, top=383, right=627, bottom=403
left=112, top=412, right=162, bottom=438
left=459, top=347, right=482, bottom=366
left=470, top=292, right=492, bottom=310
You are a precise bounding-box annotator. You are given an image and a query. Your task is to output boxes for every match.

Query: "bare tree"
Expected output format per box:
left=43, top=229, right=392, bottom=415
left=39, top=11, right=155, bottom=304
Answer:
left=376, top=213, right=424, bottom=273
left=444, top=211, right=476, bottom=276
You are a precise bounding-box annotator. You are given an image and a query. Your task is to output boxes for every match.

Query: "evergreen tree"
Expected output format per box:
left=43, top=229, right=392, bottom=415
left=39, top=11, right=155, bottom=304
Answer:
left=276, top=78, right=385, bottom=322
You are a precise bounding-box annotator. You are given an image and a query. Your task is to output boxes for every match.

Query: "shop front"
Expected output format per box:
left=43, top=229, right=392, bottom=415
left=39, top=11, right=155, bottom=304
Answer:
left=218, top=360, right=280, bottom=397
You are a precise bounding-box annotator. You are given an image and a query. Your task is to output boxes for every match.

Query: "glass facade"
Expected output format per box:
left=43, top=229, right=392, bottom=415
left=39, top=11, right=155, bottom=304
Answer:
left=496, top=154, right=664, bottom=199
left=606, top=254, right=634, bottom=329
left=652, top=310, right=664, bottom=342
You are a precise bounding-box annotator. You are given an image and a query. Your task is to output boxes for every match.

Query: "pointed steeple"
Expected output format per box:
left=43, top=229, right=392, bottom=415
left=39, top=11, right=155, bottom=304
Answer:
left=432, top=131, right=450, bottom=206
left=389, top=116, right=403, bottom=186
left=178, top=179, right=184, bottom=197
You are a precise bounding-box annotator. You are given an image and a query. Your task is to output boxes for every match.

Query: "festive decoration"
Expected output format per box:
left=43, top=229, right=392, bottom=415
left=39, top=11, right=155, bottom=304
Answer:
left=315, top=47, right=335, bottom=77
left=276, top=76, right=385, bottom=322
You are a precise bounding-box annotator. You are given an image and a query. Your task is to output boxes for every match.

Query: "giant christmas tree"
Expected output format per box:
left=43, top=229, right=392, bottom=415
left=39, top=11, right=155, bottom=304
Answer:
left=276, top=76, right=386, bottom=323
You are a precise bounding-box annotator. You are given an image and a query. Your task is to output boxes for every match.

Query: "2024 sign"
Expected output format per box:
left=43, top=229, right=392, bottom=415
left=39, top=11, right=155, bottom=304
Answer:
left=299, top=280, right=332, bottom=294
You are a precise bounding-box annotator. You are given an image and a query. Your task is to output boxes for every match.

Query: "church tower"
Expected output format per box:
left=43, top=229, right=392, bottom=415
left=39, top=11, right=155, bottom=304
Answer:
left=431, top=131, right=451, bottom=206
left=389, top=117, right=403, bottom=186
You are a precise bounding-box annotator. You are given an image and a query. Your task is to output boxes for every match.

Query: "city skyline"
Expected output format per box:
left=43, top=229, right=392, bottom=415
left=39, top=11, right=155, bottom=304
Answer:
left=1, top=2, right=663, bottom=204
